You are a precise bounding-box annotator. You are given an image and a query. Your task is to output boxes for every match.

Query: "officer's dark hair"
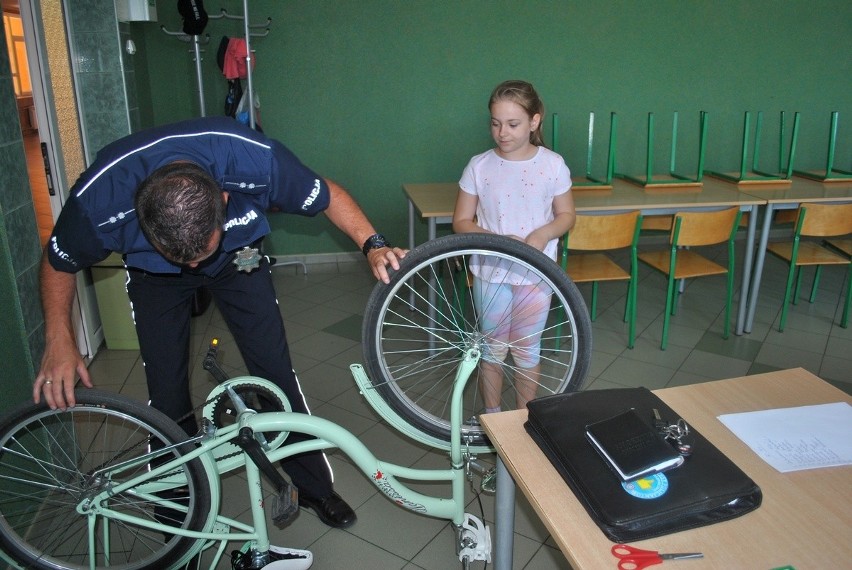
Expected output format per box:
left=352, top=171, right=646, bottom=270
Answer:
left=135, top=162, right=225, bottom=264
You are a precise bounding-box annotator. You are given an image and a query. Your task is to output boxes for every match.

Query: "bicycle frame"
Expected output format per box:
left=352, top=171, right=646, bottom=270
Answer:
left=18, top=347, right=489, bottom=570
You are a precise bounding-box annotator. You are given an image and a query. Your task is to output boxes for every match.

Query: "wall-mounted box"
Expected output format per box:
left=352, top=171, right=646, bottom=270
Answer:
left=115, top=0, right=157, bottom=23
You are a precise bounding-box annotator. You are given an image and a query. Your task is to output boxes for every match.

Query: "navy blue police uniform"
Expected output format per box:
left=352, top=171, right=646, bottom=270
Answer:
left=47, top=117, right=336, bottom=499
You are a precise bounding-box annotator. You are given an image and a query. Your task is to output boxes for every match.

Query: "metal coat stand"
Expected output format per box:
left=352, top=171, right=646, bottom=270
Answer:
left=160, top=3, right=271, bottom=128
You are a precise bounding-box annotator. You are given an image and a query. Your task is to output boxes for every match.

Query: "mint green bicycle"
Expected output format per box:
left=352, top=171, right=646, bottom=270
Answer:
left=0, top=234, right=591, bottom=569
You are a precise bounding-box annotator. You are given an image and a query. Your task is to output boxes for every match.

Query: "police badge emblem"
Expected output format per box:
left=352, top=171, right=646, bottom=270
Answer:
left=232, top=246, right=262, bottom=272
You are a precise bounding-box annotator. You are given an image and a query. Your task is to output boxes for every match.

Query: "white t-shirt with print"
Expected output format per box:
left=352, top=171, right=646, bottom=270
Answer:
left=459, top=146, right=571, bottom=283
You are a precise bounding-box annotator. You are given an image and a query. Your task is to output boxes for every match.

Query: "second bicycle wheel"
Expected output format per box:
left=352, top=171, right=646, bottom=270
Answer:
left=0, top=389, right=214, bottom=570
left=363, top=233, right=592, bottom=447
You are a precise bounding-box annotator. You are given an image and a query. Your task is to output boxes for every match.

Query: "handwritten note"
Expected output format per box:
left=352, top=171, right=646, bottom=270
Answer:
left=718, top=402, right=852, bottom=473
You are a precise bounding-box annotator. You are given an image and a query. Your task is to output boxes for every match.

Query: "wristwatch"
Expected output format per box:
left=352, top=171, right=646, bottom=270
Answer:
left=362, top=233, right=391, bottom=256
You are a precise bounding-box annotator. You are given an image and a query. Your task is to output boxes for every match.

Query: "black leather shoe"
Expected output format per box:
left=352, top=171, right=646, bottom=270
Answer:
left=298, top=491, right=357, bottom=529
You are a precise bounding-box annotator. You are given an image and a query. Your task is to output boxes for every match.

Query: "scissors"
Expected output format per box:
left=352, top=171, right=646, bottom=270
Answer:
left=611, top=544, right=703, bottom=569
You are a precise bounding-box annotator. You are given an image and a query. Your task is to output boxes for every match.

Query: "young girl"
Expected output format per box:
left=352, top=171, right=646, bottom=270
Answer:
left=453, top=80, right=576, bottom=412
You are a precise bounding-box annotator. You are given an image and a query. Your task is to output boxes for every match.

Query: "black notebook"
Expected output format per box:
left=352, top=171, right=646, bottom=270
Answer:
left=585, top=408, right=684, bottom=481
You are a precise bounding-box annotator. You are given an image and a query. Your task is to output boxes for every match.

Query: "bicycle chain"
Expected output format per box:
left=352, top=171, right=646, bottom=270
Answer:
left=150, top=382, right=289, bottom=482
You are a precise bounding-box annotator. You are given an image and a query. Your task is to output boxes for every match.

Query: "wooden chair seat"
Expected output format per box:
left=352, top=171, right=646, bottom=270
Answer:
left=767, top=241, right=851, bottom=266
left=824, top=238, right=852, bottom=258
left=641, top=215, right=673, bottom=231
left=739, top=208, right=797, bottom=228
left=566, top=254, right=631, bottom=283
left=637, top=250, right=729, bottom=280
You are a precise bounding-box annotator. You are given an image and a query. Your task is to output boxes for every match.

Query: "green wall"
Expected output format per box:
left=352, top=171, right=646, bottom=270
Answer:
left=0, top=20, right=41, bottom=412
left=134, top=0, right=852, bottom=254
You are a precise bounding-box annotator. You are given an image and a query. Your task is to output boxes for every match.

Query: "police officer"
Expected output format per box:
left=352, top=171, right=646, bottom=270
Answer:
left=33, top=117, right=405, bottom=529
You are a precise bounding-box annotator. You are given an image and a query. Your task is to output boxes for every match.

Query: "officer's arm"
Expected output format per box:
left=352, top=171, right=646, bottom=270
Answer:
left=322, top=178, right=406, bottom=284
left=34, top=250, right=93, bottom=409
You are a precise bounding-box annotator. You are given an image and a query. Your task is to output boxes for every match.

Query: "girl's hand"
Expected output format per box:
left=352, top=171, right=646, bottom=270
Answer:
left=524, top=230, right=549, bottom=252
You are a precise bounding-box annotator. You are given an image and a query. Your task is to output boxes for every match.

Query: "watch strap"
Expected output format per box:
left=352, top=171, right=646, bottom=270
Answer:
left=362, top=233, right=391, bottom=256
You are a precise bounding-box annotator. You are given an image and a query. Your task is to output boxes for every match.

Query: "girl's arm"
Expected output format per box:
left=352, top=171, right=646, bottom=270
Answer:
left=525, top=191, right=576, bottom=251
left=452, top=190, right=488, bottom=234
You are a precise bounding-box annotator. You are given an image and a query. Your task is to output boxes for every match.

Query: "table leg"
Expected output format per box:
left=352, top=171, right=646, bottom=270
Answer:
left=736, top=204, right=758, bottom=335
left=408, top=199, right=416, bottom=306
left=494, top=456, right=515, bottom=570
left=408, top=198, right=415, bottom=252
left=745, top=203, right=775, bottom=333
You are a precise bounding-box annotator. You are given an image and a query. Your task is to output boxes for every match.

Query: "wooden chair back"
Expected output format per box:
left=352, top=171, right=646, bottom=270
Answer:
left=797, top=203, right=852, bottom=238
left=565, top=211, right=641, bottom=251
left=672, top=207, right=740, bottom=247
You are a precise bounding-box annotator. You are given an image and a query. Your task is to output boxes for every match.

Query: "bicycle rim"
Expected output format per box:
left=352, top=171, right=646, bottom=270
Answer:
left=363, top=233, right=592, bottom=447
left=0, top=389, right=212, bottom=570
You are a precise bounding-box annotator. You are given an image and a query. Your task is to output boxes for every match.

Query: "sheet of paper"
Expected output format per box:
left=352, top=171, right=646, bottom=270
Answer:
left=717, top=402, right=852, bottom=473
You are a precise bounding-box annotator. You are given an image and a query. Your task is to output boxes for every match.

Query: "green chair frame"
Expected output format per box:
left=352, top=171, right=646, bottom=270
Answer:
left=794, top=111, right=852, bottom=182
left=767, top=204, right=852, bottom=332
left=551, top=112, right=616, bottom=189
left=708, top=111, right=800, bottom=184
left=617, top=111, right=708, bottom=188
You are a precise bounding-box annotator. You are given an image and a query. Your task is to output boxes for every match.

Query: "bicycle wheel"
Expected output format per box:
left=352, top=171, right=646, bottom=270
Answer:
left=0, top=389, right=212, bottom=570
left=363, top=233, right=592, bottom=446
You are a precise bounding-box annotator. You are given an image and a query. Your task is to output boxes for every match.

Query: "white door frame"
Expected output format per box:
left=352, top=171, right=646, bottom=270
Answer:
left=18, top=0, right=102, bottom=359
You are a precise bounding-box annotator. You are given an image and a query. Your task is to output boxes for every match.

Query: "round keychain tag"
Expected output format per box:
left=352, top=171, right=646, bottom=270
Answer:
left=622, top=473, right=669, bottom=499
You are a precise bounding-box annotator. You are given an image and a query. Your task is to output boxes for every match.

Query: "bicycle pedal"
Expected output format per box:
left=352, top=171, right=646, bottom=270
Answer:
left=480, top=467, right=497, bottom=495
left=458, top=513, right=492, bottom=563
left=263, top=546, right=313, bottom=570
left=272, top=483, right=299, bottom=526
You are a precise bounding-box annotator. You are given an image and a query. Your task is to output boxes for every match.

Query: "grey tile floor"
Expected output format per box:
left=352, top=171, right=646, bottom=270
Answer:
left=89, top=239, right=852, bottom=570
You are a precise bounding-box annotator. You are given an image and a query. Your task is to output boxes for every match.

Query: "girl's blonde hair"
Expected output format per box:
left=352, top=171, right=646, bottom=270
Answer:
left=489, top=80, right=545, bottom=147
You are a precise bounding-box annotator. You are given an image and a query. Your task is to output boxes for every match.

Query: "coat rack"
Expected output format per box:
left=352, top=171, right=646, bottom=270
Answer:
left=209, top=5, right=271, bottom=129
left=160, top=2, right=271, bottom=128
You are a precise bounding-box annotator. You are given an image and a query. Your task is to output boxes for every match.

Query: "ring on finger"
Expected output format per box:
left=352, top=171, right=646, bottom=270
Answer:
left=44, top=379, right=53, bottom=385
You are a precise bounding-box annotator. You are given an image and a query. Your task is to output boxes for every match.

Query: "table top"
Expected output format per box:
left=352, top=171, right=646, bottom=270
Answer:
left=403, top=182, right=459, bottom=217
left=403, top=177, right=765, bottom=219
left=728, top=175, right=852, bottom=204
left=480, top=368, right=852, bottom=570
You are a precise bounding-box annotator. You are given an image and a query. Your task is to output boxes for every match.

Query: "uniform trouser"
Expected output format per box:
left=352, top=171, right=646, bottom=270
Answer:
left=125, top=256, right=333, bottom=499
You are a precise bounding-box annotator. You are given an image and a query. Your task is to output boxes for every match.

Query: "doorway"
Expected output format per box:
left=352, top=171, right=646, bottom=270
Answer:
left=2, top=2, right=52, bottom=246
left=3, top=0, right=101, bottom=359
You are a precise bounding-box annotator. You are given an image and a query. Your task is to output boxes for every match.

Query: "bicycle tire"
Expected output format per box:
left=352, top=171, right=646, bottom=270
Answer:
left=0, top=389, right=213, bottom=570
left=362, top=233, right=592, bottom=447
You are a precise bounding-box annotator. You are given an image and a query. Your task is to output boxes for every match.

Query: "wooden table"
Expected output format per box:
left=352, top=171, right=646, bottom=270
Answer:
left=403, top=179, right=764, bottom=334
left=480, top=368, right=852, bottom=570
left=735, top=177, right=852, bottom=333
